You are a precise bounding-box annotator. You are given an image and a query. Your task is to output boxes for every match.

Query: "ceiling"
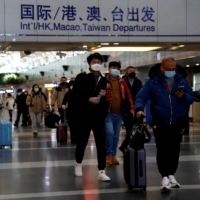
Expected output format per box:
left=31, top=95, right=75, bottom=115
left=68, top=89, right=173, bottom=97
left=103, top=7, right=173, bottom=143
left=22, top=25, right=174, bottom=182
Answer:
left=1, top=41, right=200, bottom=74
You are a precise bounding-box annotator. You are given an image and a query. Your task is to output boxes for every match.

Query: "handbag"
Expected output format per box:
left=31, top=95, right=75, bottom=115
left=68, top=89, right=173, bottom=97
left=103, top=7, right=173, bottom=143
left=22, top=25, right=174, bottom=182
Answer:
left=129, top=120, right=151, bottom=150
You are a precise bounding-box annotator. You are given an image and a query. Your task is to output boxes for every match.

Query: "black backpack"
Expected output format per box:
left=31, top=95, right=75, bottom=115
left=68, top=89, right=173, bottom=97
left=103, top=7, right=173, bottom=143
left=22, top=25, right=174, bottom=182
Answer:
left=129, top=122, right=151, bottom=150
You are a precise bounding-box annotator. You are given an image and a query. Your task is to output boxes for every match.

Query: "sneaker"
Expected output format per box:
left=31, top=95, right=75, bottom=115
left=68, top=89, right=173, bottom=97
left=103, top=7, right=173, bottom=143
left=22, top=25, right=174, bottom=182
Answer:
left=112, top=156, right=119, bottom=165
left=168, top=175, right=180, bottom=188
left=98, top=170, right=110, bottom=182
left=75, top=163, right=82, bottom=176
left=106, top=155, right=113, bottom=165
left=161, top=176, right=171, bottom=192
left=33, top=130, right=38, bottom=137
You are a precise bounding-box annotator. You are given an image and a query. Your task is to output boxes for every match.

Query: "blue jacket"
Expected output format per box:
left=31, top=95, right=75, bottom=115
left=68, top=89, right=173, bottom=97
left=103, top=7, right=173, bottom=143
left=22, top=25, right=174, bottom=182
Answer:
left=135, top=65, right=194, bottom=125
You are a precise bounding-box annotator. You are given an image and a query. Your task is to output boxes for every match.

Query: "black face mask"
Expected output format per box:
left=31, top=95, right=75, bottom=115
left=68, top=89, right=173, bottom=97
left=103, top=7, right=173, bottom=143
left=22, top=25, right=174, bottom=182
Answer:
left=128, top=72, right=136, bottom=78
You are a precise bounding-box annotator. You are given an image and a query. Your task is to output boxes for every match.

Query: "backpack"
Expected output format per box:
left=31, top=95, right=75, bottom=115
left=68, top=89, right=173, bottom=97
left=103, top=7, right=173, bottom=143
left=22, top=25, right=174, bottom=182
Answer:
left=129, top=122, right=151, bottom=150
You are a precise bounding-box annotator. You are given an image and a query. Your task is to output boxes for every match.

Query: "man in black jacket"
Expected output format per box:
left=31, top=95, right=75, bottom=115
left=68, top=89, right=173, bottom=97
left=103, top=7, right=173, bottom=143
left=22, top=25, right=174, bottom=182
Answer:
left=14, top=89, right=28, bottom=127
left=72, top=53, right=110, bottom=182
left=119, top=66, right=143, bottom=153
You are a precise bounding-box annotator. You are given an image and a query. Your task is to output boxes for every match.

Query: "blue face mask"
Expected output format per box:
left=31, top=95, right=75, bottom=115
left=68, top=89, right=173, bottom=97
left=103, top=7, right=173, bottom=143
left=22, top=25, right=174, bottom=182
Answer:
left=164, top=71, right=176, bottom=79
left=111, top=69, right=120, bottom=77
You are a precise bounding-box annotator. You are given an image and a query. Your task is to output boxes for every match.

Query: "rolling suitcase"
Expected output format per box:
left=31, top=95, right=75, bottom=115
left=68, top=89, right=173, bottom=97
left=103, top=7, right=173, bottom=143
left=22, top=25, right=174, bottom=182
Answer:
left=56, top=109, right=67, bottom=145
left=123, top=119, right=151, bottom=192
left=124, top=148, right=146, bottom=192
left=0, top=121, right=12, bottom=149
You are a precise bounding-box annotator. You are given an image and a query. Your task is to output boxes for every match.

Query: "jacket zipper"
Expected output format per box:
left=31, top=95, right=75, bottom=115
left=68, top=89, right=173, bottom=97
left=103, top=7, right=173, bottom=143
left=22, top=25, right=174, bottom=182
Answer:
left=165, top=82, right=173, bottom=124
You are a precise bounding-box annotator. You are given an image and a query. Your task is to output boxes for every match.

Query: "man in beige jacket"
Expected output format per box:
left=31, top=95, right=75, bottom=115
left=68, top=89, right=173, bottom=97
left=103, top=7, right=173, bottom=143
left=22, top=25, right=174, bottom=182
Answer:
left=51, top=77, right=69, bottom=123
left=26, top=84, right=46, bottom=136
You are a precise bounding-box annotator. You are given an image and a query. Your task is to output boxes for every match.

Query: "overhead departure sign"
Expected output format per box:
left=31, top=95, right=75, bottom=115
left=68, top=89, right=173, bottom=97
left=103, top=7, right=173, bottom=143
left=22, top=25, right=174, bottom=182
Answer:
left=20, top=4, right=155, bottom=33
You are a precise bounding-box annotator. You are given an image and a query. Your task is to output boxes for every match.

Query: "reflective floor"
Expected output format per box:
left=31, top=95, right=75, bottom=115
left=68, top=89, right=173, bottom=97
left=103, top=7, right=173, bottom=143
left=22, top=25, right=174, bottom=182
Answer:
left=0, top=109, right=200, bottom=200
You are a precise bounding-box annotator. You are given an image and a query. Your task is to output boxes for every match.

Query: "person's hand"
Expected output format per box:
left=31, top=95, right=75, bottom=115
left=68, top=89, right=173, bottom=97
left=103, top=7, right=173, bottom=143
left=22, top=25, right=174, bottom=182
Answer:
left=32, top=102, right=35, bottom=105
left=62, top=105, right=66, bottom=109
left=99, top=89, right=106, bottom=97
left=175, top=90, right=184, bottom=98
left=106, top=83, right=111, bottom=89
left=89, top=97, right=100, bottom=104
left=130, top=110, right=135, bottom=117
left=136, top=111, right=145, bottom=119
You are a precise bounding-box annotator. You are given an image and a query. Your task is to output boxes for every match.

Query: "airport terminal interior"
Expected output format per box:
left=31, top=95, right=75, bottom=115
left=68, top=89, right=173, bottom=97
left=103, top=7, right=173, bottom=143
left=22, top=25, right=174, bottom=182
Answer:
left=1, top=1, right=200, bottom=199
left=0, top=49, right=200, bottom=200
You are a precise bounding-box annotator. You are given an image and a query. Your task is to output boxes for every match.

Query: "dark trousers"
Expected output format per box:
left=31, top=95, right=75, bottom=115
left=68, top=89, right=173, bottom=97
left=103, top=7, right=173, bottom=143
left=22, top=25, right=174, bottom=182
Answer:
left=68, top=118, right=79, bottom=142
left=8, top=110, right=12, bottom=122
left=153, top=124, right=183, bottom=177
left=15, top=109, right=28, bottom=125
left=120, top=117, right=136, bottom=150
left=75, top=121, right=106, bottom=170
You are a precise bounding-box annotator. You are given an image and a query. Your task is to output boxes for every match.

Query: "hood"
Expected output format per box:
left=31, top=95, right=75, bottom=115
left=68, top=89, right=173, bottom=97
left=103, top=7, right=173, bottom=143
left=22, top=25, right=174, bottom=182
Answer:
left=148, top=63, right=187, bottom=79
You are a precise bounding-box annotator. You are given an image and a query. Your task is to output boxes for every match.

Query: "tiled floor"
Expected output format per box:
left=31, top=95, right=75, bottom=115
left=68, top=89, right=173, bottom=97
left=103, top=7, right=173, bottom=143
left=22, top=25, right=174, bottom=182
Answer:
left=0, top=109, right=200, bottom=200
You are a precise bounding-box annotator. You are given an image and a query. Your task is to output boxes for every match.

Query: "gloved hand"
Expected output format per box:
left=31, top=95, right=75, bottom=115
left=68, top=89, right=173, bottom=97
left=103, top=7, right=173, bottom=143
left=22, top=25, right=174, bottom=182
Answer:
left=62, top=105, right=66, bottom=109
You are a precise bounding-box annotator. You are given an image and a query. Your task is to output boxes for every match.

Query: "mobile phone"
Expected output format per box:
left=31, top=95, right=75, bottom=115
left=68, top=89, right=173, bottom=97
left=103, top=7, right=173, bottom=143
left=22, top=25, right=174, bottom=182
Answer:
left=176, top=86, right=184, bottom=92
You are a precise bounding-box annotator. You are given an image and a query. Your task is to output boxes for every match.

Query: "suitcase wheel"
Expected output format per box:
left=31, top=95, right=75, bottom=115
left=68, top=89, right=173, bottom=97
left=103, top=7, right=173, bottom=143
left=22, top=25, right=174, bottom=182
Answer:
left=128, top=186, right=133, bottom=192
left=141, top=187, right=146, bottom=193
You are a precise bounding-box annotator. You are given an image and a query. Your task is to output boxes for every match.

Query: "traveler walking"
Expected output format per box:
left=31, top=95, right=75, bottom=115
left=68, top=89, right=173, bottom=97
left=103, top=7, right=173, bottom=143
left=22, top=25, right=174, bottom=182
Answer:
left=119, top=66, right=142, bottom=153
left=5, top=93, right=15, bottom=122
left=105, top=61, right=134, bottom=166
left=26, top=84, right=46, bottom=136
left=51, top=77, right=69, bottom=123
left=14, top=89, right=28, bottom=127
left=73, top=53, right=110, bottom=181
left=135, top=57, right=194, bottom=192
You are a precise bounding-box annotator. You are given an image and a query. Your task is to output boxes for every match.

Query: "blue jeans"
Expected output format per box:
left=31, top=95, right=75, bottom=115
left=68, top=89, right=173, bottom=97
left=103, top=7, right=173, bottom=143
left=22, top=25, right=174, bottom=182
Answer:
left=105, top=114, right=122, bottom=156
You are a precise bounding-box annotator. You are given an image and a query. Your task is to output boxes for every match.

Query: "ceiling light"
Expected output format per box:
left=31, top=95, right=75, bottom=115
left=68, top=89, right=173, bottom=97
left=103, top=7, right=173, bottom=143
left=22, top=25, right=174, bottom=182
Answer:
left=113, top=43, right=119, bottom=45
left=186, top=65, right=190, bottom=67
left=101, top=43, right=109, bottom=45
left=92, top=47, right=161, bottom=52
left=179, top=45, right=185, bottom=47
left=83, top=45, right=87, bottom=48
left=196, top=63, right=199, bottom=66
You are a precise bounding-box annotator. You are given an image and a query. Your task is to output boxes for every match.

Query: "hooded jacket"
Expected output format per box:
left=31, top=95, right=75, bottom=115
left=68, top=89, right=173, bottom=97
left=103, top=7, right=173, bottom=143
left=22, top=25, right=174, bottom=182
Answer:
left=26, top=85, right=46, bottom=113
left=135, top=64, right=194, bottom=125
left=51, top=82, right=69, bottom=108
left=106, top=75, right=134, bottom=118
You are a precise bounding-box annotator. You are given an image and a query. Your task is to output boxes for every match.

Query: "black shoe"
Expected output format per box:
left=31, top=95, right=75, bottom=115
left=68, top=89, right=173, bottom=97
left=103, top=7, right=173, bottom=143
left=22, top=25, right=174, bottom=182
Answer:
left=71, top=140, right=77, bottom=144
left=21, top=124, right=27, bottom=127
left=14, top=124, right=18, bottom=127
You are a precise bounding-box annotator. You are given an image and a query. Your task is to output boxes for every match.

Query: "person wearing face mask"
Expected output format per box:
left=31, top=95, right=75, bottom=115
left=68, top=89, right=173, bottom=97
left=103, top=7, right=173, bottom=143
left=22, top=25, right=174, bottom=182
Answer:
left=14, top=89, right=29, bottom=127
left=51, top=77, right=69, bottom=123
left=62, top=80, right=78, bottom=144
left=105, top=61, right=135, bottom=166
left=26, top=84, right=46, bottom=136
left=72, top=53, right=110, bottom=182
left=119, top=66, right=143, bottom=153
left=135, top=57, right=194, bottom=192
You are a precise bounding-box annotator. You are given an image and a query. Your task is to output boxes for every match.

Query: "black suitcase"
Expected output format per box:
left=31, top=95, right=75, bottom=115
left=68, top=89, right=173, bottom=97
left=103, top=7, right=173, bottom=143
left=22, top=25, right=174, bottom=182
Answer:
left=124, top=148, right=146, bottom=192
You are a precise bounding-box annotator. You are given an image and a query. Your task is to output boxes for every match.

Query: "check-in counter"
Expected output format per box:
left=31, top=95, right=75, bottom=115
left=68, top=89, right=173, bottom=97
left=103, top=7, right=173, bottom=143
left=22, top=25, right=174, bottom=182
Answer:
left=192, top=102, right=200, bottom=122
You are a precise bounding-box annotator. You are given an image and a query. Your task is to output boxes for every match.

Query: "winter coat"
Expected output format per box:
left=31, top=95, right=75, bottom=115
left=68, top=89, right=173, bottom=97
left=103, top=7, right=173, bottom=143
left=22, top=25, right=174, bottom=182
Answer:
left=51, top=83, right=69, bottom=108
left=26, top=91, right=46, bottom=113
left=72, top=72, right=108, bottom=124
left=5, top=97, right=15, bottom=110
left=135, top=64, right=195, bottom=125
left=15, top=92, right=28, bottom=110
left=123, top=76, right=143, bottom=102
left=106, top=76, right=134, bottom=119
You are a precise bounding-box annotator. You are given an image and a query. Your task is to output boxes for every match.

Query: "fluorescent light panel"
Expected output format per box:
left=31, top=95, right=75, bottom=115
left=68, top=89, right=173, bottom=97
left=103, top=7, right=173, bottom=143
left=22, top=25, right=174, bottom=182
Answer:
left=93, top=46, right=161, bottom=52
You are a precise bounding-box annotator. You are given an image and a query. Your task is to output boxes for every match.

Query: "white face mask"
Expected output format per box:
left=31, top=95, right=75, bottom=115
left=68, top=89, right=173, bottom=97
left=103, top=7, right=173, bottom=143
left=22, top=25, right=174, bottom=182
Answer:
left=34, top=88, right=39, bottom=92
left=91, top=64, right=102, bottom=71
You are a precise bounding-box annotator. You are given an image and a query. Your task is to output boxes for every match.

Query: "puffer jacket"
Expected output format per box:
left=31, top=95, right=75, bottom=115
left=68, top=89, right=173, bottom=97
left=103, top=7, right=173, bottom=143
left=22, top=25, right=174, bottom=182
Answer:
left=51, top=83, right=69, bottom=108
left=26, top=91, right=46, bottom=113
left=135, top=64, right=195, bottom=125
left=106, top=76, right=134, bottom=118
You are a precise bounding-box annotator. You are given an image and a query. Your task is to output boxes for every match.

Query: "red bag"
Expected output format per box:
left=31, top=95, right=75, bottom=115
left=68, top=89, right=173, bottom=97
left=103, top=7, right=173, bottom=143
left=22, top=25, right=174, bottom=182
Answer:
left=56, top=124, right=67, bottom=145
